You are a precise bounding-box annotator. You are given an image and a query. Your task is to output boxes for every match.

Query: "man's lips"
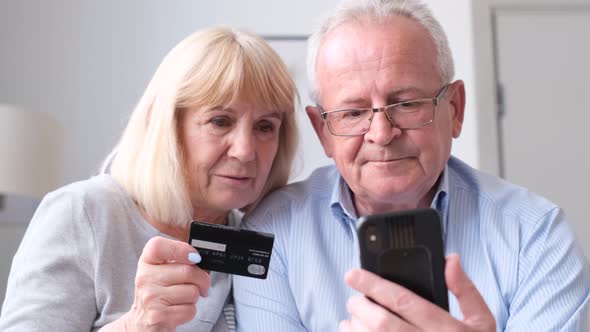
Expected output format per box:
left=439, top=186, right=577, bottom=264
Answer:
left=366, top=156, right=413, bottom=163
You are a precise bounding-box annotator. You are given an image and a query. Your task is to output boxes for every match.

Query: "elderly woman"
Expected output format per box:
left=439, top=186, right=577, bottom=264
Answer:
left=0, top=27, right=297, bottom=332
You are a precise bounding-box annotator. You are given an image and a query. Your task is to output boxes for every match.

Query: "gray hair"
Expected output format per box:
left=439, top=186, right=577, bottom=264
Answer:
left=307, top=0, right=454, bottom=102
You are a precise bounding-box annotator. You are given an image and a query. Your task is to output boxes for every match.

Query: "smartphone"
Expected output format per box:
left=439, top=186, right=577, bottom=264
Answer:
left=357, top=208, right=448, bottom=310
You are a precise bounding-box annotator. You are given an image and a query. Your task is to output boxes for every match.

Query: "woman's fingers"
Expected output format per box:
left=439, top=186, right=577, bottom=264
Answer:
left=137, top=283, right=202, bottom=306
left=129, top=236, right=212, bottom=331
left=140, top=262, right=210, bottom=297
left=140, top=236, right=198, bottom=265
left=133, top=303, right=198, bottom=329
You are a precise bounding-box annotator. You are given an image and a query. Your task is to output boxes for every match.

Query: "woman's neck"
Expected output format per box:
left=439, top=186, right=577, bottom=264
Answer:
left=137, top=205, right=229, bottom=241
left=192, top=209, right=228, bottom=225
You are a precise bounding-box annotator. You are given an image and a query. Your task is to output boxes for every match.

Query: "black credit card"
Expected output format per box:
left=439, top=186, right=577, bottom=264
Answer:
left=188, top=221, right=274, bottom=279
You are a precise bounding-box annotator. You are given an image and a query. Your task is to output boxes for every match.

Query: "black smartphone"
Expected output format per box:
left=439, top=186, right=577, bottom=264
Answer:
left=357, top=208, right=448, bottom=310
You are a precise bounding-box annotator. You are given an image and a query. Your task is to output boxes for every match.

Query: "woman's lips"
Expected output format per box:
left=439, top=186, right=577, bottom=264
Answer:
left=215, top=174, right=253, bottom=187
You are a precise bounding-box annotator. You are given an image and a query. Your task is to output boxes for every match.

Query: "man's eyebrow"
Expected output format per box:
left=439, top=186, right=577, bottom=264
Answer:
left=335, top=87, right=429, bottom=108
left=338, top=97, right=368, bottom=106
left=328, top=93, right=372, bottom=108
left=386, top=87, right=428, bottom=98
left=384, top=87, right=435, bottom=103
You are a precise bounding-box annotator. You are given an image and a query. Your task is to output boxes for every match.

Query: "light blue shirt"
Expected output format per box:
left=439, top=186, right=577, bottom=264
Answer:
left=233, top=156, right=590, bottom=331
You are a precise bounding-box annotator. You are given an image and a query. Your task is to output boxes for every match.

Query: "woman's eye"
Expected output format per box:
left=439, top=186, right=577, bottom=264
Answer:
left=256, top=121, right=276, bottom=133
left=210, top=117, right=231, bottom=127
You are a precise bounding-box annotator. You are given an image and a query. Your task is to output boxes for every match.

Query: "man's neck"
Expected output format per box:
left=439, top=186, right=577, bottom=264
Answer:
left=351, top=172, right=444, bottom=217
left=352, top=187, right=437, bottom=217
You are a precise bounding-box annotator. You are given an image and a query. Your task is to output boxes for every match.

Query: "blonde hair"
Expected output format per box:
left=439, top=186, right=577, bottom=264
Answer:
left=104, top=27, right=298, bottom=226
left=307, top=0, right=454, bottom=102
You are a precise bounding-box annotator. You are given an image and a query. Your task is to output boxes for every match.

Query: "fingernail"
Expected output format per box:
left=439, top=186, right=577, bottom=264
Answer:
left=345, top=269, right=360, bottom=284
left=188, top=252, right=201, bottom=264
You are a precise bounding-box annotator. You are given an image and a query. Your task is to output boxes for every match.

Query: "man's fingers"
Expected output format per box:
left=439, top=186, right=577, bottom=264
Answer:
left=338, top=320, right=353, bottom=332
left=345, top=295, right=414, bottom=332
left=345, top=268, right=450, bottom=330
left=140, top=236, right=198, bottom=265
left=348, top=317, right=374, bottom=332
left=445, top=254, right=496, bottom=329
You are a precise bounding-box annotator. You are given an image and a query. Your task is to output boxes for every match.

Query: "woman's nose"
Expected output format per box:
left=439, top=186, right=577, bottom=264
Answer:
left=228, top=128, right=256, bottom=162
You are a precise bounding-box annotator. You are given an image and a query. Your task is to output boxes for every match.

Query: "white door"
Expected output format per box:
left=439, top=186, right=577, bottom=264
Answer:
left=495, top=7, right=590, bottom=257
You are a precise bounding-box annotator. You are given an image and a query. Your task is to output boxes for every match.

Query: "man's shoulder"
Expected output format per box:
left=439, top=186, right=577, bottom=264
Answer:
left=448, top=156, right=559, bottom=223
left=244, top=165, right=339, bottom=228
left=264, top=165, right=338, bottom=206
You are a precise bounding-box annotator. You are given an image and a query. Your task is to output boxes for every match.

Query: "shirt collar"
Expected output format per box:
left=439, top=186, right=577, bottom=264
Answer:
left=329, top=165, right=450, bottom=238
left=330, top=175, right=358, bottom=222
left=430, top=165, right=450, bottom=239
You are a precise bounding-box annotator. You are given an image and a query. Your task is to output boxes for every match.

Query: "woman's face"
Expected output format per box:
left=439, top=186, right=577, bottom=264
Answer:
left=181, top=100, right=282, bottom=217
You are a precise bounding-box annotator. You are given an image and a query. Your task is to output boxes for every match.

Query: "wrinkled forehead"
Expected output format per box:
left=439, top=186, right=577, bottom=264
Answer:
left=316, top=17, right=440, bottom=99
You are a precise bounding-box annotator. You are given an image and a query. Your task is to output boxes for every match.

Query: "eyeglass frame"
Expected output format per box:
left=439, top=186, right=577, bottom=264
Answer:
left=316, top=84, right=450, bottom=136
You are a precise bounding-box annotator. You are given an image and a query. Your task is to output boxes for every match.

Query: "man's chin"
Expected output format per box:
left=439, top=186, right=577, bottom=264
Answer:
left=354, top=182, right=422, bottom=206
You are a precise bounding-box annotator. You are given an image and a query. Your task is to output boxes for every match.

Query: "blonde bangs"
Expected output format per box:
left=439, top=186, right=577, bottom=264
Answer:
left=177, top=29, right=297, bottom=115
left=238, top=44, right=297, bottom=114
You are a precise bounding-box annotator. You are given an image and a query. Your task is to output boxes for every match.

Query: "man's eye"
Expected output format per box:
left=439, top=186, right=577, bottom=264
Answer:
left=341, top=109, right=364, bottom=118
left=398, top=101, right=421, bottom=109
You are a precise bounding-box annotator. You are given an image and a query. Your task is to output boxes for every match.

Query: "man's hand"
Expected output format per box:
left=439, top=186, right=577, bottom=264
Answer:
left=339, top=254, right=496, bottom=332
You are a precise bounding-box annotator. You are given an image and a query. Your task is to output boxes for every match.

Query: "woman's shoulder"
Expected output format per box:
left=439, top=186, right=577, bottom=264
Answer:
left=48, top=173, right=124, bottom=200
left=40, top=174, right=140, bottom=227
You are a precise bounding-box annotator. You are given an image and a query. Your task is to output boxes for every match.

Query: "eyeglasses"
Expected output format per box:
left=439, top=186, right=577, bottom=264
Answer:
left=317, top=84, right=450, bottom=136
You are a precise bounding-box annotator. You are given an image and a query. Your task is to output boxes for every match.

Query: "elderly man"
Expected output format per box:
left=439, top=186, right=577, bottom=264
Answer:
left=233, top=0, right=590, bottom=331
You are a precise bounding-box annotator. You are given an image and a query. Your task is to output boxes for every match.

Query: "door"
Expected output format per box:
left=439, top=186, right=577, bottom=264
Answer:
left=495, top=6, right=590, bottom=257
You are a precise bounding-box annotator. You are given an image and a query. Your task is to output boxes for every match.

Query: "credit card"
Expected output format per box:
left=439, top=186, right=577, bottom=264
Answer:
left=188, top=221, right=274, bottom=279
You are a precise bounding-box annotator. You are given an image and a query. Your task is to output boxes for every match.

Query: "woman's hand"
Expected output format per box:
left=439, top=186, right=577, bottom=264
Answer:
left=123, top=236, right=210, bottom=332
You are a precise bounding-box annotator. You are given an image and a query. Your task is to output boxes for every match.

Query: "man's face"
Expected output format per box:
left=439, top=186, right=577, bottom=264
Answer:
left=307, top=17, right=465, bottom=216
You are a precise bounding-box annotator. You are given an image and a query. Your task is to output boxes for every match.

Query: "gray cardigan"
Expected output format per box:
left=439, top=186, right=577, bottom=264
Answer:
left=0, top=174, right=233, bottom=332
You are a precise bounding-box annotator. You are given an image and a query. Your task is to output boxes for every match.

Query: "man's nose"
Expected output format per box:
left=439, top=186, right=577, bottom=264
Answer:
left=363, top=111, right=401, bottom=145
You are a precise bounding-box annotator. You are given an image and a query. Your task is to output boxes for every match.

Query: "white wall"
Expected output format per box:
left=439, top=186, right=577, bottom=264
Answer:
left=0, top=0, right=480, bottom=305
left=0, top=0, right=479, bottom=185
left=427, top=1, right=479, bottom=171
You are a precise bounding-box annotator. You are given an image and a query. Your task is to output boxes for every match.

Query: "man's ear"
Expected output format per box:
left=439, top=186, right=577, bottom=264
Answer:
left=305, top=105, right=333, bottom=158
left=448, top=80, right=466, bottom=138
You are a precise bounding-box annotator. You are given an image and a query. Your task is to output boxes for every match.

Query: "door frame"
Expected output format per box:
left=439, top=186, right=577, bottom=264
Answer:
left=471, top=0, right=590, bottom=177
